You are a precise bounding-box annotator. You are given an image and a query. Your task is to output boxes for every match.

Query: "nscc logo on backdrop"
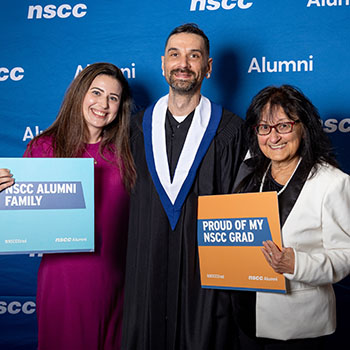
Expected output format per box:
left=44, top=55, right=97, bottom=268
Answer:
left=27, top=3, right=87, bottom=19
left=190, top=0, right=253, bottom=11
left=0, top=67, right=24, bottom=81
left=0, top=300, right=36, bottom=315
left=323, top=118, right=350, bottom=133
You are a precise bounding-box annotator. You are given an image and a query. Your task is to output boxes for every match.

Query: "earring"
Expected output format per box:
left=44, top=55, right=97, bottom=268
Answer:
left=206, top=73, right=210, bottom=78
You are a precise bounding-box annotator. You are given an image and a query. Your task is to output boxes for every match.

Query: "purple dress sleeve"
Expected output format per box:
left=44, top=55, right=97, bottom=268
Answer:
left=23, top=136, right=54, bottom=158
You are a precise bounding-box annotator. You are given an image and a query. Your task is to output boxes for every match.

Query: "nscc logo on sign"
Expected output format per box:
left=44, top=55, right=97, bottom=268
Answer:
left=27, top=3, right=87, bottom=19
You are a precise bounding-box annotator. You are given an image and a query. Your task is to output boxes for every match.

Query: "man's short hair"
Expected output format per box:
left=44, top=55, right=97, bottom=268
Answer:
left=165, top=23, right=210, bottom=56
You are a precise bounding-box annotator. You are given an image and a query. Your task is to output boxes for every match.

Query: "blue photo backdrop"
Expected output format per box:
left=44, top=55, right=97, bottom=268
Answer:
left=1, top=1, right=349, bottom=348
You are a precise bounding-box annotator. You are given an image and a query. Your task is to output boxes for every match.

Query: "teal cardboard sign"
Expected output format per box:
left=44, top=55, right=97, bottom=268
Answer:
left=0, top=158, right=94, bottom=254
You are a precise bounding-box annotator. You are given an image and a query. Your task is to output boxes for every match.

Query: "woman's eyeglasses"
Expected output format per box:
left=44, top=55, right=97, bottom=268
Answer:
left=254, top=120, right=300, bottom=136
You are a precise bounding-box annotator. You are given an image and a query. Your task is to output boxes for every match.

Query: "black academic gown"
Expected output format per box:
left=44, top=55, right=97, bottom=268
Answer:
left=122, top=108, right=246, bottom=350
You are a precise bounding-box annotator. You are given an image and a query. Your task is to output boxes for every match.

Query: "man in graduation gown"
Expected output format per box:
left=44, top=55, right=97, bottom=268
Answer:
left=122, top=23, right=246, bottom=350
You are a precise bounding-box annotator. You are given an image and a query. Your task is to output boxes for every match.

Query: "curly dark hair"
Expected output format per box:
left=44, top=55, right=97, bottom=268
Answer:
left=245, top=84, right=338, bottom=179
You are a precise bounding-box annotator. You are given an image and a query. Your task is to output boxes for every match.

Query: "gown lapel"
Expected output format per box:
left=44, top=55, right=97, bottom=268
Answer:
left=277, top=160, right=311, bottom=228
left=143, top=94, right=223, bottom=230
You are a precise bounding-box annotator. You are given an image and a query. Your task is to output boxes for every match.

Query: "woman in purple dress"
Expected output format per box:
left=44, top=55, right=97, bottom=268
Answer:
left=23, top=62, right=136, bottom=350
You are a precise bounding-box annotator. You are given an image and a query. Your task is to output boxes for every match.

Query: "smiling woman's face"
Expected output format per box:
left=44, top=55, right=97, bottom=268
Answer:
left=82, top=74, right=122, bottom=142
left=257, top=105, right=303, bottom=168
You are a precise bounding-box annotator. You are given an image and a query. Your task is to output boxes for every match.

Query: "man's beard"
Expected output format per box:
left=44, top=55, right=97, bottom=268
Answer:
left=168, top=68, right=201, bottom=94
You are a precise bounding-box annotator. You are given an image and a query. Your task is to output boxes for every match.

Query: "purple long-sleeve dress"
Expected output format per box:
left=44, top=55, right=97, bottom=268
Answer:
left=25, top=137, right=129, bottom=350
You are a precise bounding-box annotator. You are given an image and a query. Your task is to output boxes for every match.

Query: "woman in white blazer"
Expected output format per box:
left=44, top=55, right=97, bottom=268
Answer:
left=234, top=85, right=350, bottom=350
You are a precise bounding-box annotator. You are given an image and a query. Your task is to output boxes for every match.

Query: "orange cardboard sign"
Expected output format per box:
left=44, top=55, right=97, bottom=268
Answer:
left=197, top=192, right=286, bottom=293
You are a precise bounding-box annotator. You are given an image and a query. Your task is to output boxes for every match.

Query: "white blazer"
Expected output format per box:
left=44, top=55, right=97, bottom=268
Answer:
left=256, top=163, right=350, bottom=340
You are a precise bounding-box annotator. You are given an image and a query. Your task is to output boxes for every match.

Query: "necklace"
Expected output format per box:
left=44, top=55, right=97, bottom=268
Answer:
left=259, top=157, right=302, bottom=196
left=85, top=148, right=97, bottom=165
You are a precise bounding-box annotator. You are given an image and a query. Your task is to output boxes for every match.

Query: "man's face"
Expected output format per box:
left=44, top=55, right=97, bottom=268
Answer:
left=161, top=33, right=212, bottom=94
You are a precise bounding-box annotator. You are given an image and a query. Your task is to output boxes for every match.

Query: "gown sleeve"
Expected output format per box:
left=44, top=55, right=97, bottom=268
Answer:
left=215, top=109, right=247, bottom=194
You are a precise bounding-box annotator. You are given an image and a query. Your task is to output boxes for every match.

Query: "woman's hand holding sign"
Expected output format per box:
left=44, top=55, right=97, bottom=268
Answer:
left=261, top=240, right=295, bottom=274
left=0, top=168, right=14, bottom=192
